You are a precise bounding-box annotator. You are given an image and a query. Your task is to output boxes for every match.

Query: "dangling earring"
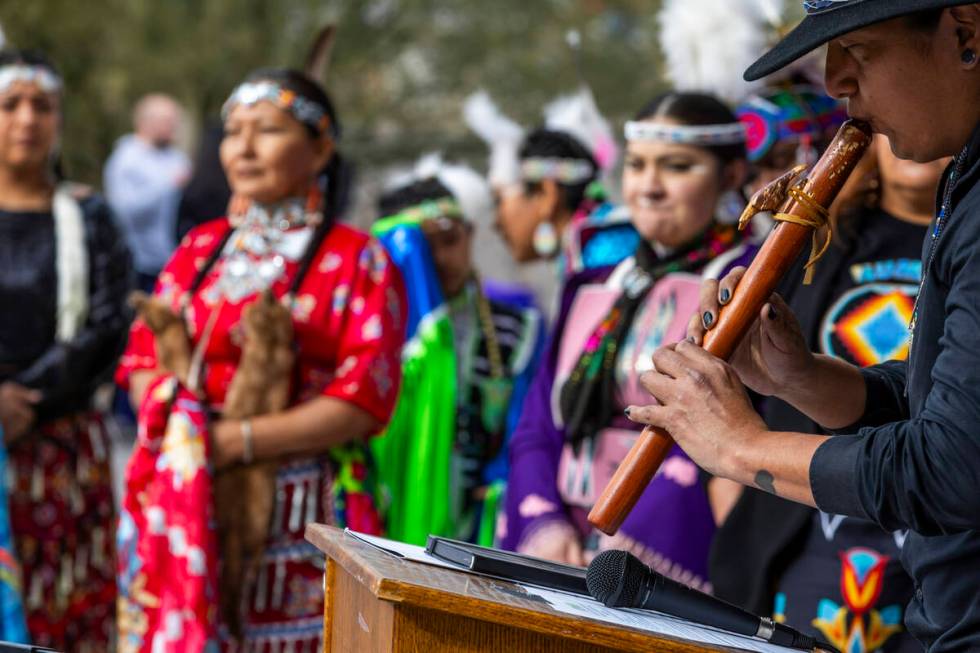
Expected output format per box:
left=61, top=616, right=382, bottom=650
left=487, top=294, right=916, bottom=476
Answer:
left=227, top=194, right=252, bottom=225
left=532, top=221, right=559, bottom=257
left=304, top=183, right=324, bottom=225
left=963, top=49, right=977, bottom=66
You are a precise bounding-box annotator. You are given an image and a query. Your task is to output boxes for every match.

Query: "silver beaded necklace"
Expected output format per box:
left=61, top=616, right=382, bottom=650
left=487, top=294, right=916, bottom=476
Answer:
left=210, top=198, right=321, bottom=303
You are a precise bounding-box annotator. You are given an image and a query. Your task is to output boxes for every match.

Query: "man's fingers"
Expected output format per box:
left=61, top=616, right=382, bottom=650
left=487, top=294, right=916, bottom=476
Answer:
left=638, top=369, right=675, bottom=401
left=674, top=339, right=728, bottom=374
left=686, top=313, right=705, bottom=345
left=650, top=345, right=689, bottom=380
left=698, top=279, right=721, bottom=330
left=717, top=266, right=747, bottom=306
left=759, top=293, right=799, bottom=352
left=624, top=403, right=670, bottom=428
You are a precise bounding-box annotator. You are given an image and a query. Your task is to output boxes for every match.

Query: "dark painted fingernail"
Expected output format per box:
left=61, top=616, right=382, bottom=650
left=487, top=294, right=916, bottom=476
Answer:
left=720, top=288, right=731, bottom=304
left=702, top=311, right=714, bottom=328
left=768, top=305, right=778, bottom=321
left=686, top=336, right=696, bottom=344
left=623, top=407, right=632, bottom=418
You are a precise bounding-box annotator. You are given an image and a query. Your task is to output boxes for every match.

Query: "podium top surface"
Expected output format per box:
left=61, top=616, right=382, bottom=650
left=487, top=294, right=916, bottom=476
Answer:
left=306, top=524, right=790, bottom=653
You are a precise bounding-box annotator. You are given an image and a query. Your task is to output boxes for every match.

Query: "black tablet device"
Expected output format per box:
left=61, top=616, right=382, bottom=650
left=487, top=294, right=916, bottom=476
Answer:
left=425, top=535, right=589, bottom=596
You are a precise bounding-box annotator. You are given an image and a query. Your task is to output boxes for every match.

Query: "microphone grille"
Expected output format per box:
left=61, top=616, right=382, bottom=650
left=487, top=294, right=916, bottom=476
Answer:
left=619, top=552, right=649, bottom=604
left=587, top=549, right=646, bottom=607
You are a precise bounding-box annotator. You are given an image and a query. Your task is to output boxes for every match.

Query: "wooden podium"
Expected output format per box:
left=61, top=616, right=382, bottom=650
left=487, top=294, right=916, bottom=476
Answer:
left=306, top=524, right=752, bottom=653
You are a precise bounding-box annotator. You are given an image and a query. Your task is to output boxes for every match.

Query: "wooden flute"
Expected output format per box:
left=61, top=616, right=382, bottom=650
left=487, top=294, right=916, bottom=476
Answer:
left=587, top=119, right=874, bottom=536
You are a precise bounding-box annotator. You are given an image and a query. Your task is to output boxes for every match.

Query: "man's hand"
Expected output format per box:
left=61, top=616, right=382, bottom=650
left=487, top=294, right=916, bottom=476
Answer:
left=0, top=382, right=42, bottom=443
left=687, top=267, right=815, bottom=398
left=626, top=341, right=767, bottom=479
left=627, top=340, right=830, bottom=506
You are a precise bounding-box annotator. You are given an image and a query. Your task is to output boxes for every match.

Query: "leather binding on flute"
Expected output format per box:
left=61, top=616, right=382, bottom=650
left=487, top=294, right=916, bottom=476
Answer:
left=588, top=119, right=873, bottom=536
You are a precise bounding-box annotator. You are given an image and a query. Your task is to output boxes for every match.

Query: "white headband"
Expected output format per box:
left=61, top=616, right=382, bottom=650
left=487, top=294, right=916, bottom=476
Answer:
left=624, top=120, right=747, bottom=146
left=0, top=65, right=62, bottom=95
left=520, top=157, right=595, bottom=185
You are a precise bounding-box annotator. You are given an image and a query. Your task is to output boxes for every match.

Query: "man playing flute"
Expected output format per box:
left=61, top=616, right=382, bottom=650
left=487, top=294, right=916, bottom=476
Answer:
left=626, top=2, right=980, bottom=650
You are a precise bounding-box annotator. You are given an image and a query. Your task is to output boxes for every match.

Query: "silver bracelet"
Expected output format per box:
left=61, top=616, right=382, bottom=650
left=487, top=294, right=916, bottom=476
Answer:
left=241, top=419, right=254, bottom=464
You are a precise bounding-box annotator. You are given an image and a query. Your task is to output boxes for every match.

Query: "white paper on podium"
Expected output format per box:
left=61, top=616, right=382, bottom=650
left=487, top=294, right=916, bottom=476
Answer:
left=525, top=587, right=797, bottom=653
left=344, top=529, right=459, bottom=570
left=344, top=531, right=798, bottom=653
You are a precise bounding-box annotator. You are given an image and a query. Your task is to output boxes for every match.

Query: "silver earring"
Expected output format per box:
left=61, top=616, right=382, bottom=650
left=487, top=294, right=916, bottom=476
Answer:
left=532, top=222, right=559, bottom=257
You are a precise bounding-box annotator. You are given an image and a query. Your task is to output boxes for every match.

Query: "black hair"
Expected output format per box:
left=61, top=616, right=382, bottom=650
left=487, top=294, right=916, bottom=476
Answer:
left=0, top=48, right=59, bottom=76
left=519, top=128, right=599, bottom=214
left=238, top=67, right=347, bottom=218
left=377, top=177, right=452, bottom=219
left=633, top=92, right=747, bottom=166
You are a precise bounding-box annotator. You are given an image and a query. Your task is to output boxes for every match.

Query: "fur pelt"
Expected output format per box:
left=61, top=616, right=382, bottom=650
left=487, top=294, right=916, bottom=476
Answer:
left=128, top=291, right=192, bottom=386
left=130, top=288, right=295, bottom=639
left=217, top=289, right=295, bottom=638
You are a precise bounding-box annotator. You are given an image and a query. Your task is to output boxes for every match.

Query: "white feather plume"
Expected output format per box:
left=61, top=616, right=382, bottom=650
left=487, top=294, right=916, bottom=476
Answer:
left=658, top=0, right=788, bottom=103
left=463, top=90, right=524, bottom=188
left=384, top=152, right=494, bottom=227
left=435, top=159, right=494, bottom=229
left=542, top=86, right=618, bottom=172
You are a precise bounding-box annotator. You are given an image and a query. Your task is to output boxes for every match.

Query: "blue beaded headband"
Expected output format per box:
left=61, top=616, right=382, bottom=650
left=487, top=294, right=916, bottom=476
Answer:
left=222, top=80, right=335, bottom=137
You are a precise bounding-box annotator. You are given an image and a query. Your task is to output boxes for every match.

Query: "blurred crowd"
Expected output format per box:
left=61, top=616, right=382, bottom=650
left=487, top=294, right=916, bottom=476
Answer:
left=0, top=2, right=947, bottom=652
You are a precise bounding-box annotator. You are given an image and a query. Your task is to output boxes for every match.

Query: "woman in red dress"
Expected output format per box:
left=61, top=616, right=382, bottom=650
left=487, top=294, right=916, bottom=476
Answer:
left=116, top=69, right=406, bottom=652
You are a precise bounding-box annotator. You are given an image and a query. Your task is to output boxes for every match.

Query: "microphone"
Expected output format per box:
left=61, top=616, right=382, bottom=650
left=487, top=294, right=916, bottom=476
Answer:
left=587, top=550, right=827, bottom=651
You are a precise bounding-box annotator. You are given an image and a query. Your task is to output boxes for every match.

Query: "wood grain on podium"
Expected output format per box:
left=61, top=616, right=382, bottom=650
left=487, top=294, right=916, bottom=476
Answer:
left=307, top=523, right=741, bottom=653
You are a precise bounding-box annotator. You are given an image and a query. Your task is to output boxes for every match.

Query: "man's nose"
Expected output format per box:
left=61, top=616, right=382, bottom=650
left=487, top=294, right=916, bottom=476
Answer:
left=824, top=42, right=858, bottom=101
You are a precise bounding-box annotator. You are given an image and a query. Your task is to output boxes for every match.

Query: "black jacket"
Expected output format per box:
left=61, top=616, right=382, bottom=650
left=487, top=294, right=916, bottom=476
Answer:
left=812, top=124, right=980, bottom=651
left=0, top=193, right=133, bottom=422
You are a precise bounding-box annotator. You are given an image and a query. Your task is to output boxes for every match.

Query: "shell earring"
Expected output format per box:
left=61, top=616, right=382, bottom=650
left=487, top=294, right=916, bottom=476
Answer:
left=532, top=221, right=559, bottom=257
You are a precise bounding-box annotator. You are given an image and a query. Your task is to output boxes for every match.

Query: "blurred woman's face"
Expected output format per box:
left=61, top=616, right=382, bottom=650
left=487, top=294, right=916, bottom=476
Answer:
left=494, top=183, right=548, bottom=263
left=421, top=217, right=474, bottom=298
left=0, top=80, right=60, bottom=174
left=874, top=134, right=949, bottom=197
left=220, top=100, right=332, bottom=204
left=622, top=125, right=728, bottom=248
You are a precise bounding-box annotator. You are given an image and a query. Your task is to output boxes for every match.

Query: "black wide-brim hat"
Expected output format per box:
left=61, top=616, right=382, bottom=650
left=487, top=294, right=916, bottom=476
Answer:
left=745, top=0, right=978, bottom=81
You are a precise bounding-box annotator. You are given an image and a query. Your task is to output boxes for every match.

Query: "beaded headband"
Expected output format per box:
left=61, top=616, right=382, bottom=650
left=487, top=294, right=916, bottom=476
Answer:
left=520, top=157, right=596, bottom=185
left=222, top=80, right=334, bottom=137
left=0, top=65, right=63, bottom=95
left=624, top=121, right=747, bottom=146
left=385, top=197, right=465, bottom=226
